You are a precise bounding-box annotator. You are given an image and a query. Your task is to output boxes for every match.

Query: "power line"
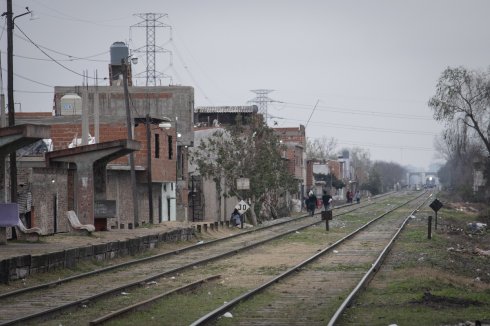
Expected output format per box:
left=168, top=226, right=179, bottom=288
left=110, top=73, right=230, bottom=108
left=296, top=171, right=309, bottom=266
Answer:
left=1, top=68, right=53, bottom=87
left=307, top=135, right=433, bottom=152
left=11, top=52, right=108, bottom=63
left=305, top=99, right=319, bottom=128
left=170, top=39, right=214, bottom=104
left=25, top=1, right=131, bottom=27
left=278, top=116, right=436, bottom=136
left=14, top=23, right=106, bottom=80
left=0, top=24, right=109, bottom=62
left=274, top=100, right=432, bottom=120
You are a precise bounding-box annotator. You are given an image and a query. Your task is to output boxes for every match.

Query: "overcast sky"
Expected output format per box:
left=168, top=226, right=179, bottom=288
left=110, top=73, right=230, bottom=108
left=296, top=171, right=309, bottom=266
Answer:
left=2, top=0, right=490, bottom=171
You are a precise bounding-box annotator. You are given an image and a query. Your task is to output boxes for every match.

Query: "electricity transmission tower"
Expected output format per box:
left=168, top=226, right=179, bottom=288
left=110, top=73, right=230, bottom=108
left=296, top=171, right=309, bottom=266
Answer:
left=131, top=13, right=172, bottom=86
left=249, top=89, right=275, bottom=124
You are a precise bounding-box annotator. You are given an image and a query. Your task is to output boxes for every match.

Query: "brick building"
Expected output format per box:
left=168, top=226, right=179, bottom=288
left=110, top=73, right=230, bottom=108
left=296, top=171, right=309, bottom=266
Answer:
left=15, top=84, right=194, bottom=234
left=273, top=125, right=306, bottom=200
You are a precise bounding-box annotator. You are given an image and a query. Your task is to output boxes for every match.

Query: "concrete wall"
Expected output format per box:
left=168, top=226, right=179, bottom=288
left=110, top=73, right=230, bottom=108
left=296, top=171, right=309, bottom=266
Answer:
left=0, top=227, right=195, bottom=283
left=52, top=86, right=194, bottom=146
left=201, top=177, right=238, bottom=222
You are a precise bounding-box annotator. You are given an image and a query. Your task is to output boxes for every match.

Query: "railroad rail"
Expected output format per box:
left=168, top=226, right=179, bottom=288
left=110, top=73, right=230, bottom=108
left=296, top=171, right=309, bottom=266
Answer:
left=189, top=191, right=432, bottom=325
left=0, top=191, right=408, bottom=325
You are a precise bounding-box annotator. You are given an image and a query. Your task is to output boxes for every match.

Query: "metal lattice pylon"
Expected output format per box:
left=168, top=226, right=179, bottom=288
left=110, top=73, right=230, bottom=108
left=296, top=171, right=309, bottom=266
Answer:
left=131, top=13, right=172, bottom=86
left=248, top=89, right=274, bottom=123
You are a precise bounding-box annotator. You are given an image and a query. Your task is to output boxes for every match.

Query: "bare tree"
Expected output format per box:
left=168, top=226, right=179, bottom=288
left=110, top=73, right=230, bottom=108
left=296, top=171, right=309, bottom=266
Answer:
left=306, top=136, right=338, bottom=160
left=429, top=66, right=490, bottom=199
left=348, top=147, right=371, bottom=186
left=429, top=66, right=490, bottom=156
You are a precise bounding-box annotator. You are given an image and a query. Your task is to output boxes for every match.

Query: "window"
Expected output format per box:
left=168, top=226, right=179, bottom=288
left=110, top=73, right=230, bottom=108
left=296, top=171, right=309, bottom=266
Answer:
left=154, top=134, right=160, bottom=158
left=168, top=135, right=173, bottom=159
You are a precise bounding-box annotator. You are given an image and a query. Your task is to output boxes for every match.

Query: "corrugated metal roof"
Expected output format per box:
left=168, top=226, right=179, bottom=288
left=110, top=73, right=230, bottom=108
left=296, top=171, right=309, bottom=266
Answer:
left=195, top=105, right=258, bottom=113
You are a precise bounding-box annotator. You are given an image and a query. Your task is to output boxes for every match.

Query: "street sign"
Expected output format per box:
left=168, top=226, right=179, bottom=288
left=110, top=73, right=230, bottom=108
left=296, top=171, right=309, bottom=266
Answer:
left=236, top=178, right=250, bottom=190
left=429, top=199, right=443, bottom=212
left=235, top=200, right=250, bottom=214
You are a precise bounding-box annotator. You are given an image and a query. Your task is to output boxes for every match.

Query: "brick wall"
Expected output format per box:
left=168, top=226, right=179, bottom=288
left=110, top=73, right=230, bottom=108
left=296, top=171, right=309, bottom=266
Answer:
left=31, top=168, right=69, bottom=234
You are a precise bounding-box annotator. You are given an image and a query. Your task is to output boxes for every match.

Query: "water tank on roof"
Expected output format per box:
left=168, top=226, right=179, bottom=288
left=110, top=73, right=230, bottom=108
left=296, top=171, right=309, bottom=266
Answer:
left=110, top=42, right=129, bottom=65
left=60, top=94, right=82, bottom=115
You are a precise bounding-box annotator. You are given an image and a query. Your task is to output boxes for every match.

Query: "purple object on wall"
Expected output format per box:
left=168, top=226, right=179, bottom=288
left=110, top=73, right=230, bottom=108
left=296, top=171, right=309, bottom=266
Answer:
left=0, top=203, right=19, bottom=227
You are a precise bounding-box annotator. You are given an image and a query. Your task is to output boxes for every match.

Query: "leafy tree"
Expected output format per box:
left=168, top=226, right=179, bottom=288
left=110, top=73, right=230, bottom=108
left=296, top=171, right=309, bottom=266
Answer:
left=190, top=119, right=297, bottom=224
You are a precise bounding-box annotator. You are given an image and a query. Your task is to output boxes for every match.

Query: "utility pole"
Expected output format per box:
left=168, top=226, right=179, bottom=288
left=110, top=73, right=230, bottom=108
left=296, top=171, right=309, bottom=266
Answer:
left=5, top=0, right=16, bottom=204
left=146, top=113, right=153, bottom=223
left=122, top=58, right=139, bottom=227
left=3, top=0, right=30, bottom=204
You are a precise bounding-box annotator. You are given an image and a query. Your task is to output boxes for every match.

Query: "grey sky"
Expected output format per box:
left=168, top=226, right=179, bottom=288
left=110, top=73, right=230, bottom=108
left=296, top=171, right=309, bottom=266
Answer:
left=2, top=0, right=490, bottom=170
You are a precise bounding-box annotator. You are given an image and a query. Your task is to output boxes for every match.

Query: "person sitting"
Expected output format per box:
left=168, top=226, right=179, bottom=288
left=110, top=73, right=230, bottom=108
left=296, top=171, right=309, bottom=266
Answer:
left=230, top=208, right=241, bottom=227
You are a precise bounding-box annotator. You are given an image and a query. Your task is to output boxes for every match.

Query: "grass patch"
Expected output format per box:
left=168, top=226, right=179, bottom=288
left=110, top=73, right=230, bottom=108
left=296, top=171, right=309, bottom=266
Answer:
left=338, top=191, right=490, bottom=325
left=341, top=275, right=490, bottom=325
left=214, top=291, right=278, bottom=325
left=255, top=264, right=290, bottom=275
left=102, top=283, right=246, bottom=326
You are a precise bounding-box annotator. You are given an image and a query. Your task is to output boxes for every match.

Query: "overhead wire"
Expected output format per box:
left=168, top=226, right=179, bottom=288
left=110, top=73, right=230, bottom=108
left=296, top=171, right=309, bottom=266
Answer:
left=14, top=23, right=106, bottom=81
left=169, top=39, right=214, bottom=105
left=272, top=115, right=436, bottom=136
left=305, top=100, right=319, bottom=128
left=276, top=100, right=432, bottom=120
left=26, top=1, right=131, bottom=27
left=11, top=52, right=108, bottom=63
left=0, top=24, right=109, bottom=62
left=1, top=68, right=54, bottom=88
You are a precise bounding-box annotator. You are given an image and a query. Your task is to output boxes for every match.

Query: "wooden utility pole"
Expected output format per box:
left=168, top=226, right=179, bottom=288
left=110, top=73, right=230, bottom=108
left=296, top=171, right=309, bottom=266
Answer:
left=5, top=0, right=17, bottom=203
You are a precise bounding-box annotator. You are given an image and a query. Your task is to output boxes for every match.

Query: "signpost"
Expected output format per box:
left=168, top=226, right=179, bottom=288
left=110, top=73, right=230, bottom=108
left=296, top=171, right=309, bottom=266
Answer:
left=235, top=200, right=250, bottom=229
left=429, top=199, right=443, bottom=230
left=236, top=178, right=250, bottom=190
left=236, top=177, right=250, bottom=229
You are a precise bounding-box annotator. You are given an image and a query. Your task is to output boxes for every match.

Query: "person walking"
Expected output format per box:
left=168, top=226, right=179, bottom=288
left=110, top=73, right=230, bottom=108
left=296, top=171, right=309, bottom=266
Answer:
left=322, top=190, right=333, bottom=211
left=308, top=191, right=317, bottom=216
left=355, top=190, right=361, bottom=204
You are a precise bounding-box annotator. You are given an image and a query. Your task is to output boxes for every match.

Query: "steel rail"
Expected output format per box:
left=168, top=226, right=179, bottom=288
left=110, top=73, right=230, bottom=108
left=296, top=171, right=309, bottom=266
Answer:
left=89, top=275, right=222, bottom=325
left=327, top=191, right=434, bottom=326
left=0, top=193, right=399, bottom=325
left=189, top=191, right=428, bottom=325
left=0, top=192, right=390, bottom=301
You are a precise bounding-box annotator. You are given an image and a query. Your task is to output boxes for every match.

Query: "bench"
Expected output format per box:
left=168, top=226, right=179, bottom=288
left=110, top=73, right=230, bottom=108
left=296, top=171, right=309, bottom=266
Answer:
left=0, top=203, right=42, bottom=244
left=66, top=211, right=95, bottom=234
left=15, top=219, right=43, bottom=242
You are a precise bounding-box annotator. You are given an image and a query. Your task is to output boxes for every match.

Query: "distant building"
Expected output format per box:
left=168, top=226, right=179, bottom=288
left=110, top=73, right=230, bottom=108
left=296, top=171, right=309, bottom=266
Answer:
left=274, top=125, right=306, bottom=200
left=194, top=105, right=258, bottom=127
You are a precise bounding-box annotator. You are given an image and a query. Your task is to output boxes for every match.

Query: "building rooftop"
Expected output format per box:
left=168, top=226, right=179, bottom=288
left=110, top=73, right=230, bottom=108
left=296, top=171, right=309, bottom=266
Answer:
left=195, top=105, right=258, bottom=114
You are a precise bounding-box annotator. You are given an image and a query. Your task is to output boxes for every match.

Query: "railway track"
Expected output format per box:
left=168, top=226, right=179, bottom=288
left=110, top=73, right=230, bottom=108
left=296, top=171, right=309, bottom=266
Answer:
left=0, top=191, right=413, bottom=325
left=188, top=190, right=432, bottom=325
